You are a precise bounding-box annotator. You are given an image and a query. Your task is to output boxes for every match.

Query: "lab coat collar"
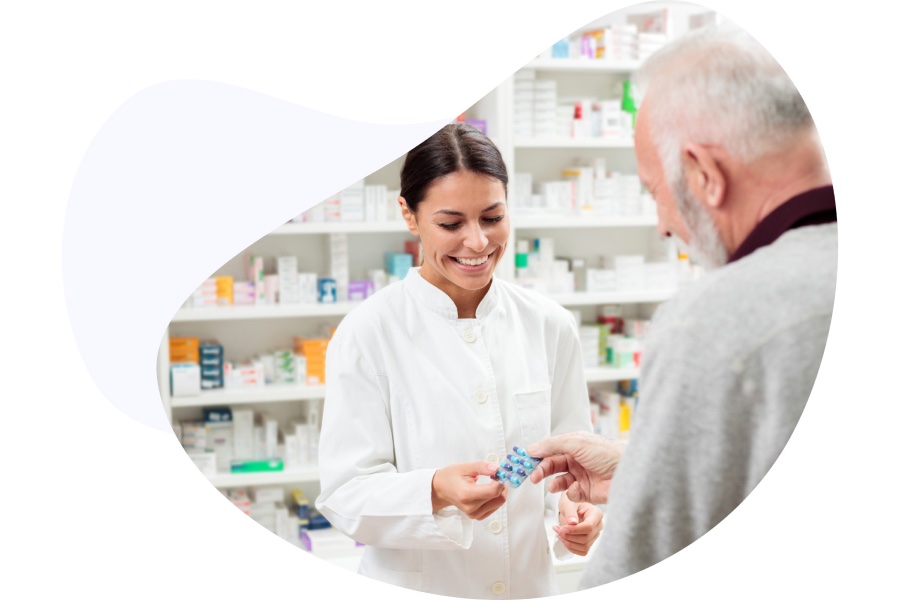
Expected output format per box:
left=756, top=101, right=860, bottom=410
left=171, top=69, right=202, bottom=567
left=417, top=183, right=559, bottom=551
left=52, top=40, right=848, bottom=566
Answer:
left=403, top=267, right=499, bottom=320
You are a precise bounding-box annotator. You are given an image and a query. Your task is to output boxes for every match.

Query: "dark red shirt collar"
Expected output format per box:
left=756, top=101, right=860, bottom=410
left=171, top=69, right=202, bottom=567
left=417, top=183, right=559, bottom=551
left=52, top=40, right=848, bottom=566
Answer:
left=728, top=185, right=836, bottom=264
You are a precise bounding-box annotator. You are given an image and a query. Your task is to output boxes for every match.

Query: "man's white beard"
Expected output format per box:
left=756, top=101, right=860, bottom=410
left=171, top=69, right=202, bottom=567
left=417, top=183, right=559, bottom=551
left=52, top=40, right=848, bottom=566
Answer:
left=673, top=176, right=729, bottom=270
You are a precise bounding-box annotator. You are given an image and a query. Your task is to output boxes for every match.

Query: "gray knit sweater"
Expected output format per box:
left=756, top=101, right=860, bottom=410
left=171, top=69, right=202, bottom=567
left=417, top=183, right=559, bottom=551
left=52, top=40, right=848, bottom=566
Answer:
left=580, top=222, right=838, bottom=588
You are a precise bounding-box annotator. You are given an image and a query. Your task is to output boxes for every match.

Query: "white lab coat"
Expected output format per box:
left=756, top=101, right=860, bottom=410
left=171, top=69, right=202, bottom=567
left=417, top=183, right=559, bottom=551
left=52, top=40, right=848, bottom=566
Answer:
left=315, top=267, right=591, bottom=599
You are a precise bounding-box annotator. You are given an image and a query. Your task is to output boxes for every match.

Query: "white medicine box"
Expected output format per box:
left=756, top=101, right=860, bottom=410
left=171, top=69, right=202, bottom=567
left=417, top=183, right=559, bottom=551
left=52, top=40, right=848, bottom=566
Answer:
left=171, top=362, right=201, bottom=396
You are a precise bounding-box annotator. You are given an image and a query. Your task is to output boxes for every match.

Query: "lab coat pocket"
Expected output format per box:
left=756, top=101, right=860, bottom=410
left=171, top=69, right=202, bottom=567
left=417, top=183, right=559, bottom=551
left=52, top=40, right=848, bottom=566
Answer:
left=514, top=387, right=552, bottom=445
left=358, top=552, right=423, bottom=592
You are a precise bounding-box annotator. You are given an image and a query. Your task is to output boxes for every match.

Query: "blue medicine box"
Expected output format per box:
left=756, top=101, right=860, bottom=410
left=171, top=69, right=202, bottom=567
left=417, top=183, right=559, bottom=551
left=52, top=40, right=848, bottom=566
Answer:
left=385, top=252, right=413, bottom=279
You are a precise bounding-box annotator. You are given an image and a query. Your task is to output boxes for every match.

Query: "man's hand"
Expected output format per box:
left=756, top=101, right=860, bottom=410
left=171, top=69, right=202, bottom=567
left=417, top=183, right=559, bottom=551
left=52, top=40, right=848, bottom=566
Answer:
left=527, top=431, right=623, bottom=504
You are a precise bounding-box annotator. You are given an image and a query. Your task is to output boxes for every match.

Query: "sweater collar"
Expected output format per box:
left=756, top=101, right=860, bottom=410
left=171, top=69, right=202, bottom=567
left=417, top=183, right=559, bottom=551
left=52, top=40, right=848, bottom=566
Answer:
left=729, top=185, right=836, bottom=264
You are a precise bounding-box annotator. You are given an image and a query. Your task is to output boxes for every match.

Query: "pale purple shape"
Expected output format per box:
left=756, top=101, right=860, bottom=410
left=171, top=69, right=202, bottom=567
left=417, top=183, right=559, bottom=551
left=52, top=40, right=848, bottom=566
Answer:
left=62, top=80, right=450, bottom=432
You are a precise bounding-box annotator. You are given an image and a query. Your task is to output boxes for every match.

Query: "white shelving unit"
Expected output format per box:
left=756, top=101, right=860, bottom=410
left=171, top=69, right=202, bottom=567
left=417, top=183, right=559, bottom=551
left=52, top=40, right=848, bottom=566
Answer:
left=514, top=137, right=635, bottom=149
left=270, top=221, right=408, bottom=235
left=172, top=302, right=361, bottom=322
left=207, top=466, right=320, bottom=489
left=514, top=214, right=656, bottom=229
left=526, top=58, right=641, bottom=73
left=159, top=2, right=716, bottom=586
left=170, top=384, right=327, bottom=408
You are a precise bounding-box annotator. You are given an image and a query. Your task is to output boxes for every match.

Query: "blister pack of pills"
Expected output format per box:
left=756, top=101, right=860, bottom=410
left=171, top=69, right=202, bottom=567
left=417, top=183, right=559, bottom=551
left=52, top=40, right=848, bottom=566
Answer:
left=491, top=446, right=542, bottom=489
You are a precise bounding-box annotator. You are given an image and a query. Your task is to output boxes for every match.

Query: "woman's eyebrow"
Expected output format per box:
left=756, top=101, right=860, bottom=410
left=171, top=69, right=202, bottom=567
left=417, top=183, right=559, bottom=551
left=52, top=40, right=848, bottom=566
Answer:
left=432, top=203, right=504, bottom=217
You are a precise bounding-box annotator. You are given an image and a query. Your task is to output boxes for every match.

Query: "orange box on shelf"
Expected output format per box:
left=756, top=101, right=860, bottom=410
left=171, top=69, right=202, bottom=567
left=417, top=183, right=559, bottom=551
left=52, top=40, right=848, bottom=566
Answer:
left=170, top=337, right=200, bottom=351
left=216, top=276, right=234, bottom=306
left=304, top=357, right=325, bottom=370
left=170, top=349, right=200, bottom=364
left=305, top=368, right=326, bottom=385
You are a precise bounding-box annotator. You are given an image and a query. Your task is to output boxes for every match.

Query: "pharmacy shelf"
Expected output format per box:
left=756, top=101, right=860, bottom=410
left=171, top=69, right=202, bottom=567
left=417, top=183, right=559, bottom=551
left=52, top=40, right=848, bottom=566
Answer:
left=208, top=466, right=320, bottom=488
left=514, top=137, right=634, bottom=149
left=170, top=384, right=326, bottom=408
left=271, top=221, right=408, bottom=235
left=173, top=289, right=671, bottom=322
left=548, top=289, right=675, bottom=306
left=584, top=366, right=640, bottom=382
left=526, top=58, right=642, bottom=73
left=174, top=369, right=633, bottom=408
left=513, top=214, right=656, bottom=229
left=172, top=302, right=360, bottom=322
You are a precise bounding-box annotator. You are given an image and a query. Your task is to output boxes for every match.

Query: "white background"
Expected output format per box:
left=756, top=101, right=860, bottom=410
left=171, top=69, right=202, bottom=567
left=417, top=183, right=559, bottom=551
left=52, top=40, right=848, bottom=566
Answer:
left=2, top=0, right=897, bottom=598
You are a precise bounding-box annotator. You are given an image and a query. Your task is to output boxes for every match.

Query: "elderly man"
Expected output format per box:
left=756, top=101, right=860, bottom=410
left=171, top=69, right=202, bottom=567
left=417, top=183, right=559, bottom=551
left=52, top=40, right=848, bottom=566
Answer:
left=529, top=24, right=837, bottom=588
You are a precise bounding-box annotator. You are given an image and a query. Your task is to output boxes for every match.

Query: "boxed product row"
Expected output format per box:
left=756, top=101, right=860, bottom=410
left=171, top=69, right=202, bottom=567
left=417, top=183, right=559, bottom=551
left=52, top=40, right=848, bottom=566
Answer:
left=514, top=238, right=680, bottom=295
left=571, top=306, right=650, bottom=369
left=512, top=164, right=655, bottom=217
left=513, top=69, right=636, bottom=140
left=292, top=180, right=402, bottom=224
left=589, top=383, right=639, bottom=442
left=169, top=336, right=331, bottom=395
left=540, top=8, right=673, bottom=62
left=185, top=241, right=420, bottom=309
left=176, top=404, right=321, bottom=475
left=222, top=487, right=361, bottom=558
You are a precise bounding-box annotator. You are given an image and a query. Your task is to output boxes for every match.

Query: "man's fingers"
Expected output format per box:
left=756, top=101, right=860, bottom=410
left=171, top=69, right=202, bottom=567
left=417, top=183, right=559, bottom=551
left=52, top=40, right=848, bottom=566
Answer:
left=526, top=432, right=586, bottom=459
left=529, top=455, right=570, bottom=484
left=565, top=479, right=587, bottom=503
left=546, top=473, right=574, bottom=494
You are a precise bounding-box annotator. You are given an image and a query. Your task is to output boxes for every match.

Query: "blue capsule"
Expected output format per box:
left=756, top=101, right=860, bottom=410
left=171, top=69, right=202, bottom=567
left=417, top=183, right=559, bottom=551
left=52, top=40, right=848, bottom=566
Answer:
left=492, top=444, right=543, bottom=489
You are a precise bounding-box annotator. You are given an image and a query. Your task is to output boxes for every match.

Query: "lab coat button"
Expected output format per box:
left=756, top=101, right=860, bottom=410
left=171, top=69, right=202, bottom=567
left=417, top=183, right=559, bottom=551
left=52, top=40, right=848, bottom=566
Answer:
left=475, top=390, right=488, bottom=404
left=489, top=520, right=502, bottom=534
left=463, top=328, right=476, bottom=342
left=486, top=453, right=499, bottom=463
left=492, top=582, right=506, bottom=595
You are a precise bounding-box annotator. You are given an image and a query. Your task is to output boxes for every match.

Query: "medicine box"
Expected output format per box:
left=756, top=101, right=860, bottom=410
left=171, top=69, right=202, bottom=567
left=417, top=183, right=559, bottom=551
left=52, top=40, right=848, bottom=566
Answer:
left=169, top=337, right=199, bottom=360
left=301, top=528, right=363, bottom=558
left=203, top=406, right=232, bottom=423
left=251, top=486, right=285, bottom=504
left=187, top=450, right=217, bottom=476
left=170, top=349, right=199, bottom=364
left=232, top=408, right=254, bottom=460
left=206, top=422, right=234, bottom=472
left=230, top=458, right=284, bottom=474
left=385, top=252, right=413, bottom=279
left=170, top=363, right=200, bottom=396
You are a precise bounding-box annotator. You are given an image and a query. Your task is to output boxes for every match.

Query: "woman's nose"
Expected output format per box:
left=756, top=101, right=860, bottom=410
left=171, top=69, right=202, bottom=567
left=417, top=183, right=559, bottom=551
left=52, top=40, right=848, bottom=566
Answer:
left=463, top=223, right=489, bottom=251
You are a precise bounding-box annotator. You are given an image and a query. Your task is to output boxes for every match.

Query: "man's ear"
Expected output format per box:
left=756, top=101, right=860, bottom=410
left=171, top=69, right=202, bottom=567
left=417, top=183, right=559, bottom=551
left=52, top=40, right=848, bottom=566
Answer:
left=682, top=142, right=726, bottom=209
left=399, top=197, right=419, bottom=236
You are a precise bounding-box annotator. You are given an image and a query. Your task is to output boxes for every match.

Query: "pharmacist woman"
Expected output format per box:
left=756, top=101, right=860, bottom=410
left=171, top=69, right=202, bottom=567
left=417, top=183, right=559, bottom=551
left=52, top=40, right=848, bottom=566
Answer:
left=315, top=123, right=602, bottom=599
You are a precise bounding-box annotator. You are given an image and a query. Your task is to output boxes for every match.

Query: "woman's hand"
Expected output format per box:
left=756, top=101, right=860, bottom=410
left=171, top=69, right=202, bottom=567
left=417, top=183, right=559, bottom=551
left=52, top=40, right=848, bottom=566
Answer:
left=432, top=461, right=508, bottom=520
left=554, top=494, right=604, bottom=556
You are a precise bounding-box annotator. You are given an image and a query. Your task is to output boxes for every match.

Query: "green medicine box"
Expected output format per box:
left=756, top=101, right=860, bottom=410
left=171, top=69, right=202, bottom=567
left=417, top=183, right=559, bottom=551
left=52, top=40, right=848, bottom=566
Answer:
left=230, top=458, right=284, bottom=473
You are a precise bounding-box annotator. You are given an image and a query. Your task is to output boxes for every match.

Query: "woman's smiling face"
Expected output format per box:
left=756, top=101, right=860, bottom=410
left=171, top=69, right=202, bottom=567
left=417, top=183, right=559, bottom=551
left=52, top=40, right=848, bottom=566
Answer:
left=401, top=169, right=509, bottom=303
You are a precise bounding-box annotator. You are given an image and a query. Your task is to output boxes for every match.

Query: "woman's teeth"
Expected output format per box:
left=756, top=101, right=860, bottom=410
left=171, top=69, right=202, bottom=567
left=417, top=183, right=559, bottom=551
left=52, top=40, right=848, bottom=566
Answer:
left=454, top=255, right=489, bottom=266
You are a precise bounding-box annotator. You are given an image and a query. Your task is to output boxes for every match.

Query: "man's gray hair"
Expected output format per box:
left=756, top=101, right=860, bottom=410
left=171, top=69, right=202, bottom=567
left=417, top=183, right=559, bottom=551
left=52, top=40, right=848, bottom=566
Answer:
left=633, top=25, right=813, bottom=186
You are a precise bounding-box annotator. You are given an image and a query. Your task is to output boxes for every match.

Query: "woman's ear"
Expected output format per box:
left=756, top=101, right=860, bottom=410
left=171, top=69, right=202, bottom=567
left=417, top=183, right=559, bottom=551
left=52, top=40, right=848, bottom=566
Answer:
left=399, top=197, right=419, bottom=236
left=682, top=143, right=726, bottom=209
